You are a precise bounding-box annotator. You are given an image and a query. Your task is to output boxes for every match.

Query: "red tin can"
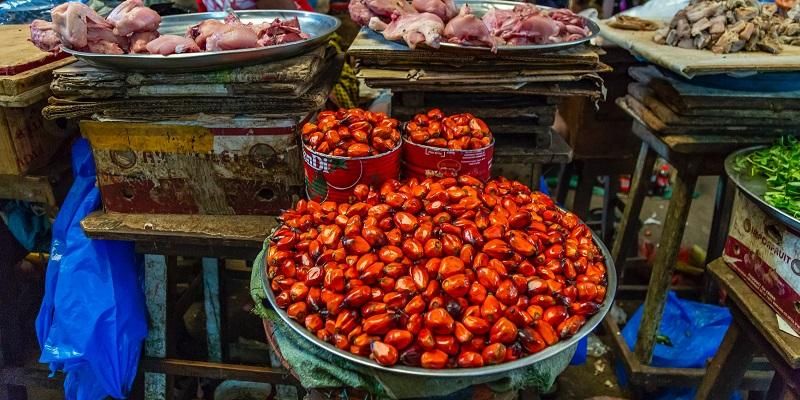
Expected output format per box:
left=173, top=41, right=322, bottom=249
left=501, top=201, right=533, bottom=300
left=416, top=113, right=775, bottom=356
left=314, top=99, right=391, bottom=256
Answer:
left=402, top=138, right=494, bottom=182
left=303, top=141, right=401, bottom=202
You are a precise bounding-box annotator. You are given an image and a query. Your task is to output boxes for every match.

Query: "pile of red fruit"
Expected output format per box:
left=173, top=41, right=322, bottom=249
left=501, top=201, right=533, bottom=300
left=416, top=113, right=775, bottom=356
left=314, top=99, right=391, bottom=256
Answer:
left=301, top=108, right=401, bottom=157
left=404, top=109, right=493, bottom=150
left=266, top=176, right=607, bottom=369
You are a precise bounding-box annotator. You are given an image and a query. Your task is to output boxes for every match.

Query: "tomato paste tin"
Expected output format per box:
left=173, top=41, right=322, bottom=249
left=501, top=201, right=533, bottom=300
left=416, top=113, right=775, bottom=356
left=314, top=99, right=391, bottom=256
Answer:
left=724, top=189, right=800, bottom=333
left=402, top=138, right=494, bottom=182
left=303, top=141, right=401, bottom=202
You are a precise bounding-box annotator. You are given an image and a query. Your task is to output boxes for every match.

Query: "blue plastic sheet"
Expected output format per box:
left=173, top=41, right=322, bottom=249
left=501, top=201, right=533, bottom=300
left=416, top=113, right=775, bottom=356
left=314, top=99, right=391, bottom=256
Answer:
left=36, top=138, right=147, bottom=400
left=618, top=291, right=735, bottom=398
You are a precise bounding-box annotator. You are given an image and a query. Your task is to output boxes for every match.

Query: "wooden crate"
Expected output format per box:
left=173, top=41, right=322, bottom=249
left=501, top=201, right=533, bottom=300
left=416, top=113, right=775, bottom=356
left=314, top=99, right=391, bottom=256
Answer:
left=81, top=118, right=309, bottom=215
left=0, top=25, right=75, bottom=175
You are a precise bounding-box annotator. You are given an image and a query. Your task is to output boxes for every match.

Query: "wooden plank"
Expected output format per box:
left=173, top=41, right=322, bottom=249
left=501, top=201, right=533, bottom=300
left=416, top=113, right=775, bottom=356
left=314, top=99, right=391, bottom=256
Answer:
left=493, top=131, right=573, bottom=164
left=708, top=259, right=800, bottom=368
left=0, top=174, right=56, bottom=205
left=695, top=322, right=757, bottom=400
left=139, top=358, right=300, bottom=385
left=81, top=212, right=277, bottom=248
left=144, top=255, right=169, bottom=400
left=634, top=157, right=700, bottom=364
left=603, top=315, right=774, bottom=391
left=612, top=142, right=656, bottom=280
left=0, top=26, right=70, bottom=77
left=0, top=58, right=73, bottom=99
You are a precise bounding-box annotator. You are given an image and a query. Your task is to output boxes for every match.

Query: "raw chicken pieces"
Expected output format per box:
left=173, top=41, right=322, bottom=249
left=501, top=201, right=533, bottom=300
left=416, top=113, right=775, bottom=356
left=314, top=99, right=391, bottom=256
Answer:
left=444, top=5, right=495, bottom=49
left=412, top=0, right=457, bottom=22
left=369, top=12, right=445, bottom=49
left=106, top=0, right=161, bottom=37
left=30, top=2, right=310, bottom=56
left=130, top=31, right=159, bottom=53
left=29, top=20, right=61, bottom=52
left=348, top=0, right=591, bottom=49
left=349, top=0, right=417, bottom=26
left=146, top=35, right=200, bottom=55
left=186, top=19, right=226, bottom=49
left=205, top=23, right=259, bottom=51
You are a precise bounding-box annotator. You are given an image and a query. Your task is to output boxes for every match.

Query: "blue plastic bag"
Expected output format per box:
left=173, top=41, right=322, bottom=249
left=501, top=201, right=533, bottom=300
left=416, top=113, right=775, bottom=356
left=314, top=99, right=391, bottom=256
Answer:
left=622, top=291, right=731, bottom=369
left=617, top=291, right=736, bottom=399
left=36, top=138, right=147, bottom=400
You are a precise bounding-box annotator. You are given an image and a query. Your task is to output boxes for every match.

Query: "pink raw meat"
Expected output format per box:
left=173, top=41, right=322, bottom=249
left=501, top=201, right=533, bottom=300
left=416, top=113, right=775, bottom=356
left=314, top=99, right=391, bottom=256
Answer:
left=369, top=12, right=444, bottom=49
left=145, top=34, right=201, bottom=55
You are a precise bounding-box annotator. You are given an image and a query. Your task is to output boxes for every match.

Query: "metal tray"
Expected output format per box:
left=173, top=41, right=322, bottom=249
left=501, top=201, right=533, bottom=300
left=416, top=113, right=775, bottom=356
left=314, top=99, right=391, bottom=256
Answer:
left=261, top=229, right=617, bottom=378
left=61, top=10, right=340, bottom=72
left=725, top=146, right=800, bottom=232
left=385, top=0, right=599, bottom=53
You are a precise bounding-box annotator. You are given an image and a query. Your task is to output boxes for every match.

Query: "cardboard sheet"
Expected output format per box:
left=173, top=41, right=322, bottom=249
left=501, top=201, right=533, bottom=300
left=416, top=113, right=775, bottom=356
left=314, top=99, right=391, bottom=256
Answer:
left=600, top=20, right=800, bottom=78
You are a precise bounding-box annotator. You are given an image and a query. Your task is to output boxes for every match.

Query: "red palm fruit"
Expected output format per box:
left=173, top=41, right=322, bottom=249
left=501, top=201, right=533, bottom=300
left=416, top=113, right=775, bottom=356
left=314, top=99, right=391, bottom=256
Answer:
left=407, top=313, right=424, bottom=334
left=442, top=274, right=470, bottom=298
left=508, top=230, right=537, bottom=256
left=505, top=305, right=534, bottom=327
left=384, top=329, right=414, bottom=350
left=371, top=341, right=399, bottom=366
left=462, top=315, right=490, bottom=335
left=342, top=236, right=371, bottom=254
left=363, top=313, right=395, bottom=335
left=519, top=326, right=546, bottom=353
left=417, top=328, right=436, bottom=350
left=468, top=282, right=487, bottom=305
left=482, top=343, right=506, bottom=365
left=542, top=306, right=568, bottom=327
left=527, top=278, right=549, bottom=295
left=414, top=222, right=434, bottom=243
left=343, top=285, right=371, bottom=308
left=476, top=268, right=500, bottom=291
left=362, top=225, right=388, bottom=247
left=402, top=238, right=424, bottom=260
left=361, top=301, right=388, bottom=317
left=383, top=291, right=406, bottom=309
left=439, top=256, right=465, bottom=278
left=457, top=351, right=484, bottom=368
left=425, top=308, right=455, bottom=335
left=404, top=295, right=426, bottom=315
left=557, top=315, right=586, bottom=338
left=495, top=279, right=519, bottom=305
left=383, top=262, right=406, bottom=278
left=435, top=335, right=459, bottom=356
left=454, top=322, right=474, bottom=343
left=481, top=295, right=503, bottom=323
left=378, top=246, right=403, bottom=263
left=460, top=244, right=476, bottom=265
left=410, top=265, right=429, bottom=291
left=319, top=225, right=342, bottom=247
left=421, top=349, right=449, bottom=369
left=531, top=295, right=557, bottom=308
left=304, top=314, right=324, bottom=332
left=535, top=321, right=559, bottom=345
left=489, top=317, right=518, bottom=344
left=422, top=280, right=440, bottom=300
left=482, top=224, right=505, bottom=240
left=394, top=276, right=416, bottom=294
left=334, top=310, right=358, bottom=335
left=570, top=301, right=600, bottom=316
left=333, top=334, right=349, bottom=350
left=325, top=293, right=344, bottom=314
left=385, top=228, right=403, bottom=246
left=287, top=302, right=308, bottom=321
left=441, top=234, right=463, bottom=256
left=483, top=239, right=513, bottom=259
left=393, top=212, right=418, bottom=232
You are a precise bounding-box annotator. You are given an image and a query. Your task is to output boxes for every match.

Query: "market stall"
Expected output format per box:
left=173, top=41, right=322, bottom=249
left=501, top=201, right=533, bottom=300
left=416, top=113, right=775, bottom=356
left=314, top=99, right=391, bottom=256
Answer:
left=600, top=1, right=800, bottom=396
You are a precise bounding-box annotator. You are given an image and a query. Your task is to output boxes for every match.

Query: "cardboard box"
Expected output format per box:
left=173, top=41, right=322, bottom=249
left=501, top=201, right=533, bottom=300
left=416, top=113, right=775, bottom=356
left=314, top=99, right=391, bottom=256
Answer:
left=724, top=190, right=800, bottom=333
left=82, top=116, right=310, bottom=215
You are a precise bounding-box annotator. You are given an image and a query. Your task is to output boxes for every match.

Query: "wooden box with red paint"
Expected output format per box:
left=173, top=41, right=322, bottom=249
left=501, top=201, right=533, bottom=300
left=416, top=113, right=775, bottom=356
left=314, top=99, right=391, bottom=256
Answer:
left=81, top=116, right=310, bottom=215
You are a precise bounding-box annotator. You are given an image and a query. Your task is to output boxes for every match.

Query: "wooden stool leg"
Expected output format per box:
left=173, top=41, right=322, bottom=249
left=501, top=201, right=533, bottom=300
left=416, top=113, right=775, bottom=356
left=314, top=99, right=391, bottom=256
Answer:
left=612, top=142, right=657, bottom=279
left=634, top=160, right=699, bottom=364
left=704, top=176, right=735, bottom=302
left=601, top=175, right=620, bottom=244
left=202, top=257, right=223, bottom=362
left=572, top=161, right=595, bottom=221
left=554, top=163, right=572, bottom=206
left=144, top=254, right=169, bottom=400
left=695, top=321, right=756, bottom=400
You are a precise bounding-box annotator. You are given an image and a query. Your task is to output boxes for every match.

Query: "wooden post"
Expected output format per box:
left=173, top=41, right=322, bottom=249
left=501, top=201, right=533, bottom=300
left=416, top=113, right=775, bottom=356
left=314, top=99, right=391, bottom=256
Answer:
left=634, top=160, right=699, bottom=364
left=144, top=254, right=169, bottom=400
left=611, top=142, right=657, bottom=280
left=0, top=221, right=28, bottom=400
left=602, top=175, right=621, bottom=244
left=695, top=322, right=756, bottom=400
left=572, top=161, right=595, bottom=221
left=202, top=258, right=223, bottom=363
left=704, top=176, right=735, bottom=302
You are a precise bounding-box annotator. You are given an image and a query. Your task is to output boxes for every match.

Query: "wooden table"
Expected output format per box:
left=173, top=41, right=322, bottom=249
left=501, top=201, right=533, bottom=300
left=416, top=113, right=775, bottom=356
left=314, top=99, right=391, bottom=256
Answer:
left=697, top=259, right=800, bottom=400
left=607, top=117, right=781, bottom=390
left=80, top=212, right=302, bottom=400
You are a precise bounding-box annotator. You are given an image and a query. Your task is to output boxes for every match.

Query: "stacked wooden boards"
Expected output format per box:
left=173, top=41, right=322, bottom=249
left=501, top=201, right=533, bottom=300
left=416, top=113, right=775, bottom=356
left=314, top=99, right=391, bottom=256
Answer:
left=44, top=45, right=343, bottom=121
left=348, top=28, right=609, bottom=181
left=0, top=25, right=75, bottom=176
left=618, top=65, right=800, bottom=136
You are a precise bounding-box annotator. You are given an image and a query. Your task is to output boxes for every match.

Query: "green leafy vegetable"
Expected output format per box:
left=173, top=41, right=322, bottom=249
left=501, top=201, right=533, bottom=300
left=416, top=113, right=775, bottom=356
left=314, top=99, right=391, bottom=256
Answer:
left=733, top=137, right=800, bottom=218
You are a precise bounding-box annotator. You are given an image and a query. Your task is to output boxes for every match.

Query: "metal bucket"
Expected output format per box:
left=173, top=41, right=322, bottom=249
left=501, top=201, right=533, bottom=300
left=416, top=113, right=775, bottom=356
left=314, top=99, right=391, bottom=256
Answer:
left=402, top=138, right=495, bottom=182
left=302, top=141, right=401, bottom=202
